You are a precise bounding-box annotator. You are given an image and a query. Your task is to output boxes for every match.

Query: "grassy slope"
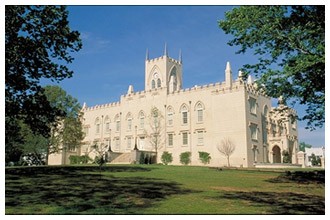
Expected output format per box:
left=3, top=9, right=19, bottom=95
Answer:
left=5, top=165, right=324, bottom=214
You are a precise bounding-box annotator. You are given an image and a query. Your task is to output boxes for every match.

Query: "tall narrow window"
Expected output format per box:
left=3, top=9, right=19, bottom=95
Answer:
left=197, top=131, right=204, bottom=145
left=167, top=106, right=174, bottom=126
left=250, top=123, right=258, bottom=140
left=104, top=116, right=110, bottom=133
left=127, top=118, right=132, bottom=131
left=139, top=137, right=145, bottom=150
left=115, top=138, right=120, bottom=150
left=127, top=137, right=132, bottom=150
left=168, top=112, right=173, bottom=126
left=249, top=97, right=257, bottom=114
left=95, top=118, right=100, bottom=134
left=157, top=78, right=161, bottom=88
left=139, top=111, right=145, bottom=129
left=182, top=132, right=188, bottom=145
left=181, top=105, right=188, bottom=125
left=151, top=80, right=155, bottom=89
left=168, top=133, right=173, bottom=147
left=116, top=120, right=120, bottom=132
left=182, top=112, right=188, bottom=124
left=84, top=126, right=89, bottom=136
left=197, top=109, right=203, bottom=122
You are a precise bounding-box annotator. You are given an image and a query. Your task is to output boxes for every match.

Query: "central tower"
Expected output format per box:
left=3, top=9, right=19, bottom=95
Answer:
left=145, top=44, right=183, bottom=93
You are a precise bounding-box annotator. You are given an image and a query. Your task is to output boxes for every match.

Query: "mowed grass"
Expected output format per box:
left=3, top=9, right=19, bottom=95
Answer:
left=5, top=165, right=324, bottom=214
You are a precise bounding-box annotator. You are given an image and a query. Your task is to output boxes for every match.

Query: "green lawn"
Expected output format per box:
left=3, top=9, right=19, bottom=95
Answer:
left=5, top=165, right=324, bottom=214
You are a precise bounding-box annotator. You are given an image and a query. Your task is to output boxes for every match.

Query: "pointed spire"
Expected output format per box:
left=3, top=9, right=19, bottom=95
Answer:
left=225, top=61, right=233, bottom=89
left=179, top=49, right=182, bottom=63
left=127, top=85, right=134, bottom=94
left=145, top=48, right=149, bottom=60
left=164, top=42, right=168, bottom=56
left=247, top=75, right=253, bottom=84
left=225, top=61, right=232, bottom=72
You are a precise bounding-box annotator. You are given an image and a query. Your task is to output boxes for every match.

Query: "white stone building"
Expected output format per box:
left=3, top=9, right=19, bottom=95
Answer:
left=48, top=47, right=299, bottom=167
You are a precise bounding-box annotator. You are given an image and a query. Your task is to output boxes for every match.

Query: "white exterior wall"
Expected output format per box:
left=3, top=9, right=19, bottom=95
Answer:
left=48, top=51, right=298, bottom=167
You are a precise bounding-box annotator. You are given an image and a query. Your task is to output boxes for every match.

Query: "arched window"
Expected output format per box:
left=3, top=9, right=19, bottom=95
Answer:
left=195, top=102, right=205, bottom=123
left=157, top=78, right=161, bottom=88
left=139, top=111, right=145, bottom=129
left=151, top=80, right=155, bottom=89
left=95, top=117, right=100, bottom=134
left=114, top=114, right=120, bottom=132
left=167, top=106, right=174, bottom=126
left=169, top=67, right=177, bottom=91
left=180, top=104, right=188, bottom=125
left=104, top=115, right=110, bottom=133
left=126, top=112, right=132, bottom=131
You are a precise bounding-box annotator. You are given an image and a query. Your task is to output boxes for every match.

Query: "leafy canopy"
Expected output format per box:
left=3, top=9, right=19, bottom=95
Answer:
left=219, top=6, right=325, bottom=130
left=5, top=6, right=82, bottom=136
left=44, top=85, right=85, bottom=155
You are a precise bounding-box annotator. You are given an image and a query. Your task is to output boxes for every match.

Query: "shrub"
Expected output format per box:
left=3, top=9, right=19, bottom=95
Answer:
left=282, top=150, right=291, bottom=163
left=94, top=155, right=106, bottom=166
left=139, top=152, right=145, bottom=164
left=161, top=151, right=173, bottom=165
left=69, top=155, right=92, bottom=164
left=180, top=152, right=191, bottom=165
left=198, top=151, right=211, bottom=165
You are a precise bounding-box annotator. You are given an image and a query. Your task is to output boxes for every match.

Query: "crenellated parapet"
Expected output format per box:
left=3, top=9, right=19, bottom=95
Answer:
left=82, top=101, right=121, bottom=112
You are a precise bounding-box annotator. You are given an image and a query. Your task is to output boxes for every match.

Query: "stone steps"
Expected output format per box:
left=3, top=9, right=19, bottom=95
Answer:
left=110, top=152, right=131, bottom=164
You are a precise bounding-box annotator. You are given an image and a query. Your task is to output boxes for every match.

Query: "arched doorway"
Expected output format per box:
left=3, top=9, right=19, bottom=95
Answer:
left=272, top=145, right=281, bottom=163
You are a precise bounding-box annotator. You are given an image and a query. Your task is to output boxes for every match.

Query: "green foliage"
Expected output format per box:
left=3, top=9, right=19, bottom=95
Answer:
left=69, top=155, right=91, bottom=164
left=94, top=156, right=106, bottom=166
left=198, top=151, right=211, bottom=165
left=139, top=152, right=145, bottom=164
left=219, top=6, right=325, bottom=130
left=91, top=144, right=107, bottom=167
left=282, top=150, right=291, bottom=163
left=5, top=5, right=82, bottom=162
left=44, top=85, right=85, bottom=157
left=180, top=152, right=191, bottom=165
left=311, top=153, right=321, bottom=166
left=161, top=151, right=173, bottom=165
left=299, top=142, right=312, bottom=152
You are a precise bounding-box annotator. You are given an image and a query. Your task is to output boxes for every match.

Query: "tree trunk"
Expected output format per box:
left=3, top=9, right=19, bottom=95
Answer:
left=227, top=156, right=230, bottom=167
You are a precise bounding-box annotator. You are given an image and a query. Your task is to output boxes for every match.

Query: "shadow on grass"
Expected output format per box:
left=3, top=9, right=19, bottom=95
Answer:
left=217, top=191, right=324, bottom=214
left=6, top=166, right=195, bottom=214
left=266, top=170, right=325, bottom=184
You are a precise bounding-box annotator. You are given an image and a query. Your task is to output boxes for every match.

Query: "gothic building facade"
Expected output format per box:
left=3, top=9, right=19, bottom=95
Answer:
left=49, top=47, right=299, bottom=167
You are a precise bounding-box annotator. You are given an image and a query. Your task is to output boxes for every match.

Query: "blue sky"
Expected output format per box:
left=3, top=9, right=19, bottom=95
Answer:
left=46, top=5, right=325, bottom=147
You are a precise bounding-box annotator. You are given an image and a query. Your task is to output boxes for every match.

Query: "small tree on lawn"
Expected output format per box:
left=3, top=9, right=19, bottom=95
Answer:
left=91, top=144, right=108, bottom=167
left=180, top=152, right=191, bottom=165
left=198, top=151, right=211, bottom=165
left=161, top=151, right=173, bottom=165
left=217, top=138, right=236, bottom=167
left=145, top=106, right=164, bottom=163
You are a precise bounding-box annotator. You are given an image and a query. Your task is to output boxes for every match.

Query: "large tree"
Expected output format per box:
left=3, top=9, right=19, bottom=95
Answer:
left=5, top=6, right=82, bottom=139
left=5, top=86, right=85, bottom=165
left=219, top=6, right=325, bottom=130
left=43, top=85, right=85, bottom=164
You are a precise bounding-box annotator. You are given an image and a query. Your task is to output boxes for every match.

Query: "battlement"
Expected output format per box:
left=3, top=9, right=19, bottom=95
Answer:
left=146, top=55, right=182, bottom=65
left=83, top=101, right=121, bottom=112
